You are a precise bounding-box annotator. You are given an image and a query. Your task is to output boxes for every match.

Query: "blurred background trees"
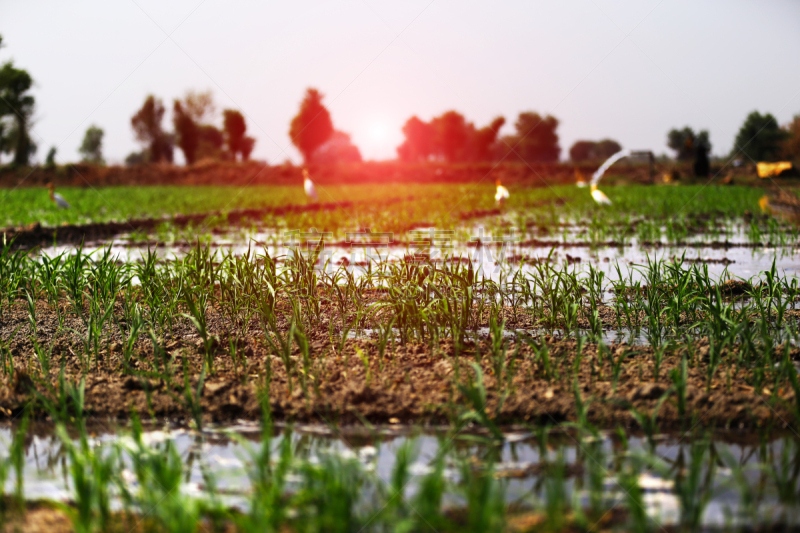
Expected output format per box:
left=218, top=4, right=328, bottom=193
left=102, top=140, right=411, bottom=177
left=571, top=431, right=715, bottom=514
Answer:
left=0, top=35, right=37, bottom=166
left=313, top=131, right=362, bottom=164
left=396, top=112, right=505, bottom=163
left=223, top=110, right=255, bottom=161
left=495, top=112, right=560, bottom=163
left=667, top=127, right=710, bottom=161
left=130, top=95, right=173, bottom=163
left=290, top=88, right=333, bottom=163
left=79, top=125, right=104, bottom=165
left=782, top=114, right=800, bottom=162
left=569, top=139, right=622, bottom=162
left=731, top=111, right=786, bottom=162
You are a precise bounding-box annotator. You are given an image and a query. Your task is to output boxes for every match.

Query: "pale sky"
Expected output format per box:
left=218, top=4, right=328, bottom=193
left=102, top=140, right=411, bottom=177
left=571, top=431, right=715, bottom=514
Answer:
left=2, top=0, right=800, bottom=165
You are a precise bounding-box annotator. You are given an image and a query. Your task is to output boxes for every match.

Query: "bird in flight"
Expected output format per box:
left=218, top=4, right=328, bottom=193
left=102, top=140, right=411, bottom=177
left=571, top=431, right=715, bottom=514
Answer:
left=303, top=169, right=318, bottom=201
left=48, top=183, right=71, bottom=209
left=495, top=179, right=509, bottom=206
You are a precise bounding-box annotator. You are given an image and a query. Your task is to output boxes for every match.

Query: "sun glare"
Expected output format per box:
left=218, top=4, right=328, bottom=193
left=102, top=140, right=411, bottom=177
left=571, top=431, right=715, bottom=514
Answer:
left=368, top=121, right=389, bottom=142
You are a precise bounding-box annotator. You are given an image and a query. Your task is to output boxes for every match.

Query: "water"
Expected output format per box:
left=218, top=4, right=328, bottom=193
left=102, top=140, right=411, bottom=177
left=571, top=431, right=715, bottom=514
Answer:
left=3, top=422, right=800, bottom=527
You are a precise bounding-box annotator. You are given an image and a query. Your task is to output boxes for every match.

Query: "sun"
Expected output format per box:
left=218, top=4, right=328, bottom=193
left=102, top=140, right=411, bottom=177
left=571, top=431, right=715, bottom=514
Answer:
left=368, top=121, right=389, bottom=142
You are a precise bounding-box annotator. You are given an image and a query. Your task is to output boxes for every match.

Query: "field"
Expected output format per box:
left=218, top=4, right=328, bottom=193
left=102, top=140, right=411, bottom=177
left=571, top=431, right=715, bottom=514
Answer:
left=0, top=179, right=799, bottom=531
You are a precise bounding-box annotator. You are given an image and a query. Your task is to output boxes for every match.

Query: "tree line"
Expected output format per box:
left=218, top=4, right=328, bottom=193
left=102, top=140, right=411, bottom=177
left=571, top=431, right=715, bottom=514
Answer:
left=1, top=31, right=800, bottom=168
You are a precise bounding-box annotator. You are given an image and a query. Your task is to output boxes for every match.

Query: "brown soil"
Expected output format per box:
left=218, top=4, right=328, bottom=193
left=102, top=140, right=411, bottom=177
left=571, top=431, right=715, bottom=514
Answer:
left=0, top=294, right=797, bottom=432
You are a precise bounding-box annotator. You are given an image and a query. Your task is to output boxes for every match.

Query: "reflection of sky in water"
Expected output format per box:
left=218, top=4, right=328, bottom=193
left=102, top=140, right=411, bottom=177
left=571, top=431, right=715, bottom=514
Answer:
left=1, top=424, right=799, bottom=527
left=34, top=235, right=799, bottom=284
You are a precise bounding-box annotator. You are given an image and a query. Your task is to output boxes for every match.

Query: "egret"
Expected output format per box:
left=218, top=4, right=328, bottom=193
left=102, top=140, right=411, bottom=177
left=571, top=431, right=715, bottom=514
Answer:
left=495, top=179, right=509, bottom=206
left=48, top=183, right=71, bottom=209
left=590, top=183, right=611, bottom=205
left=303, top=169, right=318, bottom=201
left=589, top=149, right=630, bottom=205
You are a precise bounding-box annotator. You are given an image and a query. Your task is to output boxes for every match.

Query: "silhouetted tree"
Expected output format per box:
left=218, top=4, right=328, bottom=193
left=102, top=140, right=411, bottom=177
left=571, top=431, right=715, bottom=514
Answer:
left=397, top=116, right=433, bottom=162
left=668, top=127, right=710, bottom=161
left=498, top=112, right=560, bottom=163
left=79, top=125, right=105, bottom=165
left=569, top=139, right=622, bottom=162
left=313, top=131, right=362, bottom=164
left=289, top=88, right=333, bottom=163
left=173, top=101, right=199, bottom=164
left=732, top=111, right=787, bottom=162
left=0, top=60, right=36, bottom=166
left=131, top=95, right=173, bottom=163
left=223, top=109, right=255, bottom=161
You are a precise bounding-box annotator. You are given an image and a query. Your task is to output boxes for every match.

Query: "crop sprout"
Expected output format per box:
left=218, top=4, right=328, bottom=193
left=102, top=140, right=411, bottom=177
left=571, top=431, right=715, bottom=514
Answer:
left=0, top=180, right=798, bottom=529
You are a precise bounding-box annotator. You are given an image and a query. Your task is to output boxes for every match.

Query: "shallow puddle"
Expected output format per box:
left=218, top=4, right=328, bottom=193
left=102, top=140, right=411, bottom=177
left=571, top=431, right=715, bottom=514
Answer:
left=3, top=422, right=800, bottom=527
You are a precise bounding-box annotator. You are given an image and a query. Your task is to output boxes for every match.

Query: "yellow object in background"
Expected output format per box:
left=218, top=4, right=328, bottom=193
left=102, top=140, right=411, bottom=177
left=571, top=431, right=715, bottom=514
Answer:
left=757, top=161, right=793, bottom=178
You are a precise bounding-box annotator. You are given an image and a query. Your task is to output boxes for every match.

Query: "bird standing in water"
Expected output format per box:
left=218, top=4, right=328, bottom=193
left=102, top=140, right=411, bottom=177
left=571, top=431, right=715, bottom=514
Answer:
left=303, top=169, right=318, bottom=202
left=48, top=183, right=71, bottom=209
left=495, top=179, right=509, bottom=206
left=590, top=183, right=611, bottom=205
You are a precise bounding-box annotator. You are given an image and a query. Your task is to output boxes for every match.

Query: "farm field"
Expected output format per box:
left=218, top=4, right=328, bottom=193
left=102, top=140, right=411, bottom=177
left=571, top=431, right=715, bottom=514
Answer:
left=0, top=180, right=799, bottom=531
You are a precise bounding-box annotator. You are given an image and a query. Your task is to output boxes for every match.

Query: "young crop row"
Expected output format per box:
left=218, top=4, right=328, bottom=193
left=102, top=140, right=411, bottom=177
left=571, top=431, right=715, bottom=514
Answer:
left=2, top=401, right=800, bottom=532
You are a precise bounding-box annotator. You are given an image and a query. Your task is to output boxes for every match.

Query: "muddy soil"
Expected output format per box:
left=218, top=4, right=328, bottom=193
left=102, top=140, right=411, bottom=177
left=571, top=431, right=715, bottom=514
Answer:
left=0, top=294, right=796, bottom=432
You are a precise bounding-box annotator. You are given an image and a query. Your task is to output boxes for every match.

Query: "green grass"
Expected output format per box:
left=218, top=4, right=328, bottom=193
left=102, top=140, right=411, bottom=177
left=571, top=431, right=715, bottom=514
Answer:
left=0, top=182, right=767, bottom=230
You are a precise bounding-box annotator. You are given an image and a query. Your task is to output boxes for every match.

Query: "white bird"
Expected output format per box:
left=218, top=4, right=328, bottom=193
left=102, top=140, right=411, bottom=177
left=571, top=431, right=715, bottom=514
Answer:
left=494, top=179, right=509, bottom=206
left=589, top=149, right=630, bottom=205
left=590, top=183, right=611, bottom=205
left=303, top=169, right=318, bottom=202
left=575, top=169, right=587, bottom=188
left=48, top=183, right=71, bottom=209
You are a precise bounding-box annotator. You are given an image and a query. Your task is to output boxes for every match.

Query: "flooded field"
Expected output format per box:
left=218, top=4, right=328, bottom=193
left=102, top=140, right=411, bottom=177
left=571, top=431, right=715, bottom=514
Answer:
left=0, top=183, right=799, bottom=530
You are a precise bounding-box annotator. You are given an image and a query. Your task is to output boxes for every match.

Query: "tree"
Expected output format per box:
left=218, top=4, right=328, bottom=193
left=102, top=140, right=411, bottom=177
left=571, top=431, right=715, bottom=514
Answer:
left=131, top=95, right=173, bottom=163
left=430, top=111, right=469, bottom=163
left=782, top=114, right=800, bottom=162
left=499, top=112, right=560, bottom=163
left=397, top=113, right=504, bottom=162
left=731, top=111, right=787, bottom=162
left=223, top=109, right=255, bottom=161
left=397, top=116, right=434, bottom=162
left=313, top=131, right=362, bottom=163
left=289, top=88, right=333, bottom=163
left=44, top=146, right=56, bottom=168
left=173, top=101, right=199, bottom=164
left=241, top=136, right=255, bottom=161
left=470, top=116, right=505, bottom=162
left=569, top=141, right=595, bottom=162
left=0, top=61, right=36, bottom=166
left=196, top=124, right=224, bottom=161
left=569, top=139, right=622, bottom=162
left=182, top=90, right=215, bottom=123
left=79, top=125, right=105, bottom=164
left=667, top=127, right=710, bottom=161
left=594, top=139, right=623, bottom=160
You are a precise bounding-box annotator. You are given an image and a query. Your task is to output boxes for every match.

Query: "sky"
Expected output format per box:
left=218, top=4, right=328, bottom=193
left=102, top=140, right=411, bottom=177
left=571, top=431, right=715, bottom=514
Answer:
left=2, top=0, right=800, bottom=165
